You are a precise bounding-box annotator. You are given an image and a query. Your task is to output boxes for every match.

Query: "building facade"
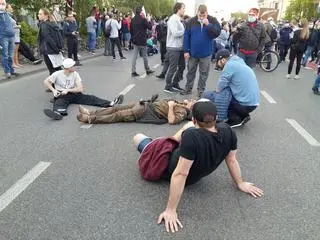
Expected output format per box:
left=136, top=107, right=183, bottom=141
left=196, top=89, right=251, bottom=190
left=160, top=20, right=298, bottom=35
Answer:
left=258, top=0, right=291, bottom=20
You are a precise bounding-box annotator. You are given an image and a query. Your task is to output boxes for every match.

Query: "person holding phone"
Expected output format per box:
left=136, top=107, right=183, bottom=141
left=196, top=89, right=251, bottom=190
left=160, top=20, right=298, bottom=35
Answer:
left=64, top=12, right=81, bottom=66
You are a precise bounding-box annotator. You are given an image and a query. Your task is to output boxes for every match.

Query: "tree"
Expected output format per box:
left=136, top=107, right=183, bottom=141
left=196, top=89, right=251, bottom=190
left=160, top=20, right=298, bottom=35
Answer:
left=231, top=12, right=247, bottom=21
left=285, top=0, right=320, bottom=20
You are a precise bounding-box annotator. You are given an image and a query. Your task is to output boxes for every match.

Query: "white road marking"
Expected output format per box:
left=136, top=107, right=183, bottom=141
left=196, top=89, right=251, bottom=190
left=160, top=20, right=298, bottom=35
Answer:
left=153, top=64, right=160, bottom=69
left=0, top=161, right=52, bottom=213
left=139, top=73, right=147, bottom=79
left=119, top=84, right=135, bottom=95
left=80, top=124, right=93, bottom=129
left=261, top=90, right=277, bottom=104
left=286, top=119, right=320, bottom=147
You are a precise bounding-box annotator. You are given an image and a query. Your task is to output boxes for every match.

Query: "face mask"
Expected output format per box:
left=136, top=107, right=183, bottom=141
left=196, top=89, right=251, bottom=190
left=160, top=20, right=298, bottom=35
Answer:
left=0, top=5, right=6, bottom=11
left=248, top=16, right=256, bottom=23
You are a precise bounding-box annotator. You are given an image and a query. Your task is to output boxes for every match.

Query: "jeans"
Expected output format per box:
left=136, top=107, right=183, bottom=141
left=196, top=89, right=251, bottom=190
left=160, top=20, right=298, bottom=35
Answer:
left=110, top=37, right=124, bottom=58
left=301, top=46, right=314, bottom=66
left=314, top=75, right=320, bottom=88
left=238, top=51, right=258, bottom=68
left=87, top=32, right=96, bottom=52
left=132, top=45, right=150, bottom=73
left=165, top=49, right=185, bottom=88
left=0, top=36, right=14, bottom=74
left=185, top=56, right=211, bottom=93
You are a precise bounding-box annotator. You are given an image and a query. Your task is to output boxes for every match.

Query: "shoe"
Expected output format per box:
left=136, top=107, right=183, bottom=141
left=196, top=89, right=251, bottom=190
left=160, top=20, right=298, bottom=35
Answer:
left=77, top=113, right=91, bottom=123
left=33, top=59, right=43, bottom=65
left=172, top=84, right=184, bottom=92
left=121, top=56, right=127, bottom=60
left=113, top=57, right=116, bottom=60
left=180, top=89, right=192, bottom=95
left=11, top=72, right=20, bottom=77
left=43, top=109, right=63, bottom=120
left=164, top=87, right=178, bottom=93
left=132, top=72, right=140, bottom=77
left=156, top=73, right=165, bottom=79
left=75, top=61, right=82, bottom=66
left=146, top=70, right=154, bottom=75
left=286, top=74, right=291, bottom=79
left=49, top=98, right=54, bottom=103
left=227, top=116, right=251, bottom=128
left=5, top=73, right=11, bottom=79
left=294, top=75, right=301, bottom=80
left=90, top=51, right=95, bottom=55
left=312, top=86, right=320, bottom=95
left=112, top=94, right=124, bottom=105
left=79, top=105, right=91, bottom=115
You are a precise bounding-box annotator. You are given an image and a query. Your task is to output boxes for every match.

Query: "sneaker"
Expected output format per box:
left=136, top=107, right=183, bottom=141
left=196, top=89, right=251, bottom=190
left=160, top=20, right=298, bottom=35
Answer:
left=33, top=59, right=43, bottom=65
left=286, top=74, right=291, bottom=79
left=112, top=94, right=124, bottom=105
left=146, top=70, right=154, bottom=75
left=113, top=57, right=116, bottom=60
left=156, top=73, right=166, bottom=79
left=164, top=87, right=178, bottom=93
left=43, top=109, right=63, bottom=120
left=5, top=73, right=11, bottom=79
left=312, top=86, right=320, bottom=95
left=11, top=72, right=20, bottom=77
left=131, top=72, right=140, bottom=77
left=227, top=116, right=251, bottom=128
left=294, top=75, right=301, bottom=80
left=121, top=56, right=127, bottom=60
left=75, top=61, right=82, bottom=66
left=180, top=89, right=192, bottom=95
left=172, top=84, right=184, bottom=92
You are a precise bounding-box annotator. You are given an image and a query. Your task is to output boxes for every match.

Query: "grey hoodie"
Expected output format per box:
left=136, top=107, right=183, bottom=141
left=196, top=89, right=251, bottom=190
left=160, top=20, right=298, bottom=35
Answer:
left=166, top=14, right=184, bottom=50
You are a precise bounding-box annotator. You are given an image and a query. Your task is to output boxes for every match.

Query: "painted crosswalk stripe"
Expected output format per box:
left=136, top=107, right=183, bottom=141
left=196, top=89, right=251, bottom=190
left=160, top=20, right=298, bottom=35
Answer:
left=139, top=73, right=147, bottom=79
left=153, top=64, right=160, bottom=69
left=119, top=84, right=135, bottom=95
left=0, top=161, right=52, bottom=213
left=261, top=90, right=277, bottom=104
left=80, top=124, right=93, bottom=129
left=286, top=119, right=320, bottom=147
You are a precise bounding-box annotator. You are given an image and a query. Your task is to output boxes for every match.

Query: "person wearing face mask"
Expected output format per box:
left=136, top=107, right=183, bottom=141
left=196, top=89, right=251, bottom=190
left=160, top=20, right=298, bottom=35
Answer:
left=43, top=58, right=124, bottom=120
left=279, top=22, right=293, bottom=62
left=0, top=0, right=19, bottom=79
left=233, top=8, right=266, bottom=68
left=201, top=49, right=260, bottom=128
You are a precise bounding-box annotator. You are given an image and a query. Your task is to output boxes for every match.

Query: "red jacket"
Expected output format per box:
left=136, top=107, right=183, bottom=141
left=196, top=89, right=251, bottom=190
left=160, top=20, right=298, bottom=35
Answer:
left=138, top=137, right=179, bottom=181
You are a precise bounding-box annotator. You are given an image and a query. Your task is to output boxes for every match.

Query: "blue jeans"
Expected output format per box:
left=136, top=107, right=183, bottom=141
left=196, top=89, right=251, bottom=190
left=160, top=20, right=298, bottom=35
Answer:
left=314, top=75, right=320, bottom=88
left=0, top=37, right=14, bottom=74
left=302, top=46, right=314, bottom=66
left=87, top=32, right=96, bottom=52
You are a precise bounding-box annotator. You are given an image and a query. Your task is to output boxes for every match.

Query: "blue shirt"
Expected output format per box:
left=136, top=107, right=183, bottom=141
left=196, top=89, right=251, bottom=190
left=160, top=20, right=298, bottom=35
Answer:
left=217, top=56, right=260, bottom=106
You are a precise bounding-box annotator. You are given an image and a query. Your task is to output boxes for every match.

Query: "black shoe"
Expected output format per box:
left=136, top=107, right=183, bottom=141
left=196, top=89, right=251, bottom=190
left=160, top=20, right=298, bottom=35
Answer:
left=312, top=86, right=320, bottom=95
left=121, top=56, right=127, bottom=60
left=113, top=94, right=124, bottom=105
left=180, top=89, right=192, bottom=95
left=132, top=72, right=140, bottom=77
left=75, top=61, right=82, bottom=66
left=156, top=73, right=165, bottom=79
left=227, top=116, right=251, bottom=128
left=172, top=84, right=184, bottom=92
left=164, top=87, right=178, bottom=93
left=33, top=59, right=43, bottom=65
left=43, top=109, right=63, bottom=120
left=113, top=57, right=116, bottom=60
left=11, top=72, right=20, bottom=77
left=146, top=70, right=154, bottom=75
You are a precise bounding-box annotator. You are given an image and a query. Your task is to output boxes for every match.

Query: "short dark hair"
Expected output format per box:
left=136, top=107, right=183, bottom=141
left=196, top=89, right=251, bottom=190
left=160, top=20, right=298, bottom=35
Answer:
left=173, top=2, right=184, bottom=14
left=135, top=6, right=142, bottom=15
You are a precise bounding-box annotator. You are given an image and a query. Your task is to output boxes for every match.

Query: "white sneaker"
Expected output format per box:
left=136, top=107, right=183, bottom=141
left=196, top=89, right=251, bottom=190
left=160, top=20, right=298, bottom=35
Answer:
left=286, top=74, right=291, bottom=79
left=294, top=75, right=301, bottom=80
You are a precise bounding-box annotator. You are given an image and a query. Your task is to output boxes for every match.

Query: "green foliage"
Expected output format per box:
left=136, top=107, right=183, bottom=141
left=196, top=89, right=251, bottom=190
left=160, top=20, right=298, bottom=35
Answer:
left=231, top=12, right=247, bottom=21
left=285, top=0, right=320, bottom=20
left=10, top=0, right=64, bottom=14
left=20, top=21, right=38, bottom=47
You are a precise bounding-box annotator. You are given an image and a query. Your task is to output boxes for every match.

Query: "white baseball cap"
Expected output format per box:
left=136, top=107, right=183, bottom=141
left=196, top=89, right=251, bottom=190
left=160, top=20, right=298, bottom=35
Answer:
left=63, top=58, right=76, bottom=69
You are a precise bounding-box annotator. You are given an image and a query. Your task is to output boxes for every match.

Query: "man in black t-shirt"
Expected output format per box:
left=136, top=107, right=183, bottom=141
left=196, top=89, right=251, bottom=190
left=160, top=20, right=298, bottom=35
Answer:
left=133, top=99, right=263, bottom=233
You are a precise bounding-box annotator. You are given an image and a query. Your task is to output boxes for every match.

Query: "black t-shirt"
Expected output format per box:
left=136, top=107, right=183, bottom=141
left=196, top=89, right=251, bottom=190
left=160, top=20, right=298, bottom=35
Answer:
left=165, top=123, right=237, bottom=185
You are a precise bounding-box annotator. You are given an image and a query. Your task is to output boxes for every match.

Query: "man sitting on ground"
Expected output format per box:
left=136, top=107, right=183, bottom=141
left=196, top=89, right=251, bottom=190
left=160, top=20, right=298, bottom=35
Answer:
left=43, top=58, right=124, bottom=120
left=133, top=100, right=263, bottom=233
left=202, top=49, right=260, bottom=128
left=77, top=95, right=195, bottom=125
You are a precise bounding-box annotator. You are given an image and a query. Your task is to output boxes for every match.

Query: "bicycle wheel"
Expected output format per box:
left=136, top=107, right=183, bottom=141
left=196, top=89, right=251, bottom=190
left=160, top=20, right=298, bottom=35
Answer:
left=259, top=51, right=280, bottom=72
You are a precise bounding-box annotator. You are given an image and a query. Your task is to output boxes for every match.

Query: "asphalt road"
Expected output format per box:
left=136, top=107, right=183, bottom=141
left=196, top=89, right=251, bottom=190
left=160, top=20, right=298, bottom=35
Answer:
left=0, top=52, right=319, bottom=240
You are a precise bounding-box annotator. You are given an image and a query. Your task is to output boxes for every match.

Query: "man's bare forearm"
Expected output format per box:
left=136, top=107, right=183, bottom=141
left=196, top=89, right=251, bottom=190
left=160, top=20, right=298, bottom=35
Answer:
left=44, top=79, right=55, bottom=91
left=166, top=173, right=187, bottom=211
left=226, top=157, right=243, bottom=186
left=168, top=105, right=176, bottom=124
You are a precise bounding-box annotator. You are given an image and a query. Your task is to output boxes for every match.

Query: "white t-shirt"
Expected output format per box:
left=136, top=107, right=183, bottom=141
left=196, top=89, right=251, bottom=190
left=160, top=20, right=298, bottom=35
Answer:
left=49, top=70, right=82, bottom=91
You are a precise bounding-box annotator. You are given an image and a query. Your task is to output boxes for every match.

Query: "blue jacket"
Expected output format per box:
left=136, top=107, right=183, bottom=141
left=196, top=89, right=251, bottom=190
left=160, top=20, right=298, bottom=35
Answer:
left=0, top=11, right=14, bottom=38
left=184, top=15, right=220, bottom=58
left=217, top=56, right=260, bottom=106
left=279, top=27, right=292, bottom=45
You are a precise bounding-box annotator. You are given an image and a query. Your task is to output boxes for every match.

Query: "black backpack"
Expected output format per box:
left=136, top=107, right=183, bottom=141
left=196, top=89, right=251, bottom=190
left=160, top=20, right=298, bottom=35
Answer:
left=270, top=28, right=278, bottom=42
left=104, top=20, right=112, bottom=37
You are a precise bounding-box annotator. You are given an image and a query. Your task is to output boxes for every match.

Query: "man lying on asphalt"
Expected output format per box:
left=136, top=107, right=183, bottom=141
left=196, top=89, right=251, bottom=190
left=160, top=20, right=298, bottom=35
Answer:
left=133, top=99, right=263, bottom=233
left=43, top=58, right=124, bottom=120
left=77, top=95, right=195, bottom=125
left=202, top=49, right=260, bottom=128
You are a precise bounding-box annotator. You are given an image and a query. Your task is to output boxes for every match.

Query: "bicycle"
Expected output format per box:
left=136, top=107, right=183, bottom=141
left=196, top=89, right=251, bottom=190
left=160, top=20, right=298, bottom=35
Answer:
left=257, top=48, right=280, bottom=72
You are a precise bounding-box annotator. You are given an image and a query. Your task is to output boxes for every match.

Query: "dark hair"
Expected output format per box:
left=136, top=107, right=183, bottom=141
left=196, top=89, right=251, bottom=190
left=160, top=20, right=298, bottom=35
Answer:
left=125, top=14, right=128, bottom=18
left=135, top=6, right=142, bottom=15
left=173, top=2, right=184, bottom=14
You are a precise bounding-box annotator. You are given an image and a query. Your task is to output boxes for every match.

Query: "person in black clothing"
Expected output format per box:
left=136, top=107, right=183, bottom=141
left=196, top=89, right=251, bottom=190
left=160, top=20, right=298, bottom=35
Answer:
left=279, top=22, right=292, bottom=62
left=156, top=16, right=168, bottom=64
left=64, top=12, right=81, bottom=66
left=18, top=39, right=42, bottom=65
left=130, top=6, right=154, bottom=77
left=287, top=19, right=309, bottom=80
left=133, top=100, right=263, bottom=233
left=38, top=8, right=63, bottom=75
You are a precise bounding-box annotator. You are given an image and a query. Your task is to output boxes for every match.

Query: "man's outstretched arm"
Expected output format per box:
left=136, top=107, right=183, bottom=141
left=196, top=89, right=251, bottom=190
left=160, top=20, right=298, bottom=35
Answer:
left=225, top=150, right=264, bottom=198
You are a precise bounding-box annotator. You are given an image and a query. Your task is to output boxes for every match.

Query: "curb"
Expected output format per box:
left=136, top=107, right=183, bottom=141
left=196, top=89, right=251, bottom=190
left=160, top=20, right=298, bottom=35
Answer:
left=0, top=51, right=104, bottom=84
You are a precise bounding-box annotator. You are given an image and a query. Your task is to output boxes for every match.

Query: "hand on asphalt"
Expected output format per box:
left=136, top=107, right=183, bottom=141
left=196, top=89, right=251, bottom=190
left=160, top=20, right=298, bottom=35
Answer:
left=158, top=210, right=183, bottom=233
left=238, top=182, right=264, bottom=198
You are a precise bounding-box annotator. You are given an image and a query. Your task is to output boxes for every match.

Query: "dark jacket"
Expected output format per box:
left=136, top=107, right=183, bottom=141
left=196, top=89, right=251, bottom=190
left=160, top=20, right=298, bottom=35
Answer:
left=306, top=29, right=319, bottom=48
left=63, top=20, right=79, bottom=38
left=291, top=29, right=308, bottom=52
left=183, top=15, right=221, bottom=58
left=233, top=21, right=266, bottom=52
left=279, top=26, right=292, bottom=45
left=130, top=15, right=152, bottom=46
left=38, top=21, right=62, bottom=55
left=0, top=11, right=14, bottom=38
left=156, top=20, right=167, bottom=42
